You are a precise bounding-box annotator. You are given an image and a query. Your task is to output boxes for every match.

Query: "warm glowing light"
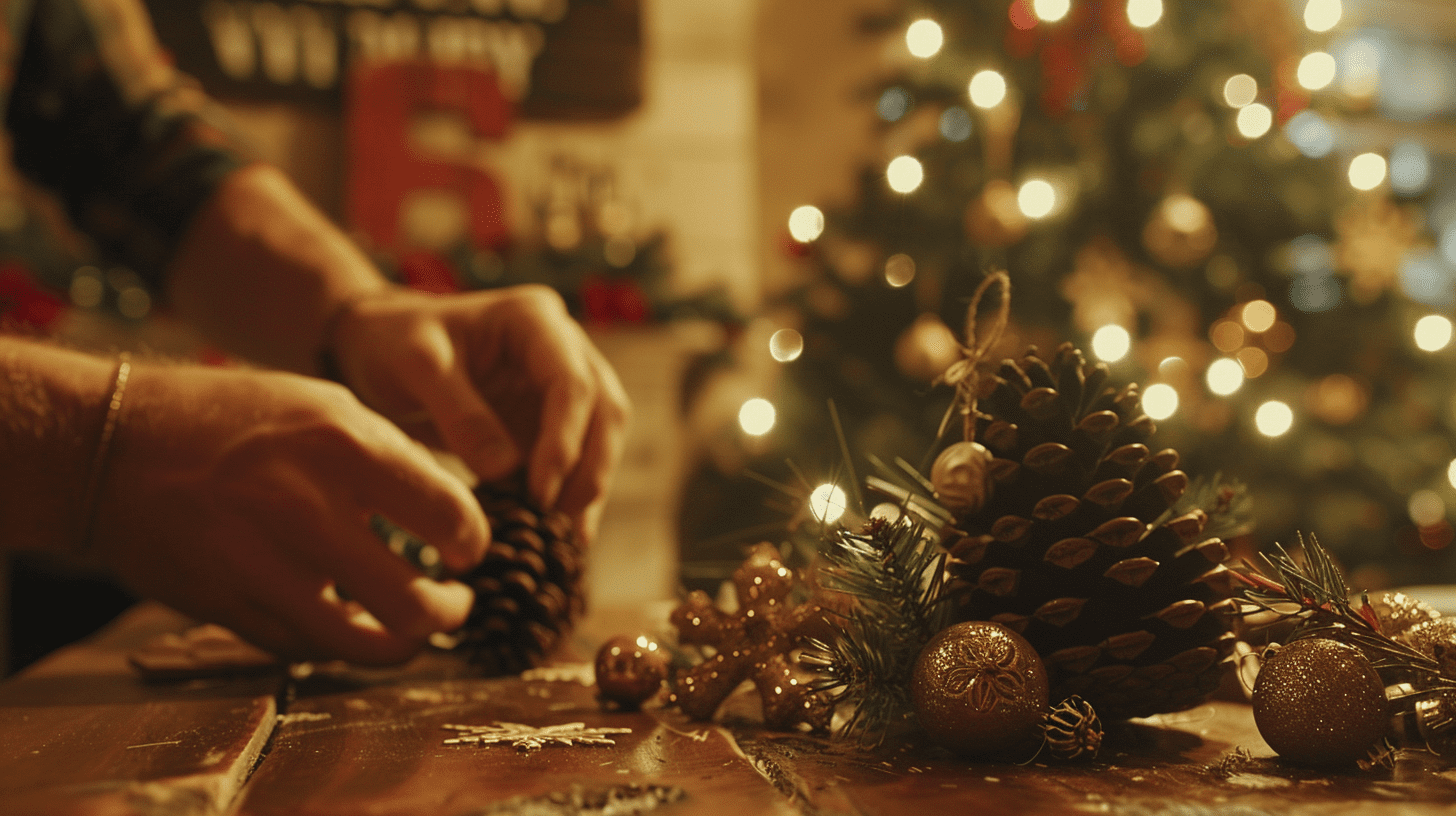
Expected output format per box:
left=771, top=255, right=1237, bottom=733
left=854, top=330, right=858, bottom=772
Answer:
left=1127, top=0, right=1163, bottom=28
left=1163, top=194, right=1210, bottom=232
left=870, top=503, right=902, bottom=522
left=887, top=155, right=924, bottom=193
left=809, top=483, right=848, bottom=524
left=1236, top=103, right=1273, bottom=139
left=738, top=398, right=776, bottom=436
left=1236, top=347, right=1269, bottom=378
left=1255, top=400, right=1294, bottom=437
left=969, top=70, right=1008, bottom=108
left=1447, top=459, right=1456, bottom=491
left=1241, top=299, right=1276, bottom=333
left=769, top=329, right=804, bottom=362
left=1210, top=320, right=1244, bottom=353
left=1409, top=490, right=1446, bottom=528
left=884, top=253, right=917, bottom=287
left=1206, top=357, right=1245, bottom=396
left=1304, top=0, right=1342, bottom=33
left=1018, top=179, right=1056, bottom=219
left=1348, top=153, right=1387, bottom=191
left=1091, top=324, right=1132, bottom=362
left=1142, top=383, right=1179, bottom=420
left=1033, top=0, right=1071, bottom=23
left=1415, top=315, right=1454, bottom=352
left=787, top=205, right=825, bottom=242
left=1223, top=74, right=1258, bottom=108
left=1297, top=52, right=1337, bottom=91
left=905, top=19, right=944, bottom=58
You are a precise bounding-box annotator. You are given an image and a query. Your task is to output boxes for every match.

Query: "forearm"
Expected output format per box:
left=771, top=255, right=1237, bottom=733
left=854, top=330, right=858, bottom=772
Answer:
left=164, top=163, right=390, bottom=375
left=0, top=338, right=116, bottom=555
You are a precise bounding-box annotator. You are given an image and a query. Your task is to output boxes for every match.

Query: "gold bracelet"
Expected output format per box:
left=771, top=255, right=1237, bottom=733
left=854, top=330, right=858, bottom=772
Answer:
left=77, top=352, right=132, bottom=556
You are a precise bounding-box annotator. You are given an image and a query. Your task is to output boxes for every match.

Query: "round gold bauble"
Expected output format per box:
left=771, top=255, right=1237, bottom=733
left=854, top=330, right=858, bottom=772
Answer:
left=911, top=621, right=1049, bottom=759
left=1251, top=638, right=1388, bottom=766
left=930, top=440, right=994, bottom=515
left=595, top=635, right=669, bottom=709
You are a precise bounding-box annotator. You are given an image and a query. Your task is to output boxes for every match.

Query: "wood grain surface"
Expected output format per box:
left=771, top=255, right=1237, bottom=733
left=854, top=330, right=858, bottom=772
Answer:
left=7, top=604, right=1456, bottom=816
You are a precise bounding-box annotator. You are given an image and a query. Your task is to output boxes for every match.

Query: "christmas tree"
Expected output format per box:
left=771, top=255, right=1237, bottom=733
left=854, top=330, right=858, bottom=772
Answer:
left=680, top=0, right=1456, bottom=589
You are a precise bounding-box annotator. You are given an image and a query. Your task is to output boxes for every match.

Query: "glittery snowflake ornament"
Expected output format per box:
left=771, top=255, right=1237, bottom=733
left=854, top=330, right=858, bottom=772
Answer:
left=442, top=722, right=632, bottom=753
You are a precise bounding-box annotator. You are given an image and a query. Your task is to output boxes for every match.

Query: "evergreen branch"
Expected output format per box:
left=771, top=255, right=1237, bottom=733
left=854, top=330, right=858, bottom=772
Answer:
left=807, top=514, right=952, bottom=745
left=1236, top=532, right=1454, bottom=690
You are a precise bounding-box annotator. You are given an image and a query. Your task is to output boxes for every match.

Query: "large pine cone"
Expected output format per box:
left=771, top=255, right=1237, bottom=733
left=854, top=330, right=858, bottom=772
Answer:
left=943, top=343, right=1238, bottom=719
left=453, top=482, right=586, bottom=673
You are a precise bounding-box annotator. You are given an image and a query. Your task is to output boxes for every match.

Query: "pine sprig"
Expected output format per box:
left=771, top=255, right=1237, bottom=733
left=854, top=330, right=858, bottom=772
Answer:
left=804, top=513, right=953, bottom=745
left=1237, top=533, right=1454, bottom=690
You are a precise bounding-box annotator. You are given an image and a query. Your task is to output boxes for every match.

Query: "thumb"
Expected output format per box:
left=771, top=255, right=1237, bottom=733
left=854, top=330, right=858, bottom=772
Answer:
left=393, top=321, right=521, bottom=481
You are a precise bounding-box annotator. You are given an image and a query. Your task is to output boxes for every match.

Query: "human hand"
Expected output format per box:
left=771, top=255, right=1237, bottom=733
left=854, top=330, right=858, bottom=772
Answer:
left=94, top=365, right=491, bottom=665
left=324, top=285, right=631, bottom=543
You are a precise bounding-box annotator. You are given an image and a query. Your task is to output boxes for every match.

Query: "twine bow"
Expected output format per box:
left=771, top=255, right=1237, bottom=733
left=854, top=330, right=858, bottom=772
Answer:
left=936, top=270, right=1011, bottom=442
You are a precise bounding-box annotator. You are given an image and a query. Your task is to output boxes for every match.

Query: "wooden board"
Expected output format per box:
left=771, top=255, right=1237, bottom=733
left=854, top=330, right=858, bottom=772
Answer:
left=0, top=604, right=280, bottom=816
left=237, top=659, right=793, bottom=816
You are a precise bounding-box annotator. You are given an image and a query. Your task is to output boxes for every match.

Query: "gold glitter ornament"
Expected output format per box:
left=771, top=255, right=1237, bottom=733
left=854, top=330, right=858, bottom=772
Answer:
left=911, top=621, right=1049, bottom=759
left=1252, top=638, right=1388, bottom=766
left=1403, top=618, right=1456, bottom=677
left=595, top=635, right=669, bottom=710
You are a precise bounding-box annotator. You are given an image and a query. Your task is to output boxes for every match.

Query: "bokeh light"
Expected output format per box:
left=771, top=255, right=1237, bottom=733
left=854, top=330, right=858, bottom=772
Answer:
left=1304, top=0, right=1342, bottom=33
left=1241, top=299, right=1276, bottom=333
left=877, top=87, right=911, bottom=121
left=1415, top=315, right=1454, bottom=352
left=1447, top=458, right=1456, bottom=491
left=884, top=253, right=917, bottom=287
left=1409, top=490, right=1446, bottom=528
left=905, top=19, right=944, bottom=58
left=1348, top=152, right=1387, bottom=191
left=769, top=328, right=805, bottom=362
left=1223, top=74, right=1258, bottom=108
left=1018, top=179, right=1056, bottom=218
left=1127, top=0, right=1163, bottom=28
left=738, top=398, right=776, bottom=436
left=1255, top=400, right=1294, bottom=437
left=1284, top=110, right=1335, bottom=158
left=1236, top=103, right=1273, bottom=139
left=939, top=106, right=973, bottom=142
left=1236, top=347, right=1269, bottom=378
left=1033, top=0, right=1071, bottom=23
left=1389, top=140, right=1432, bottom=196
left=787, top=205, right=825, bottom=242
left=809, top=483, right=848, bottom=524
left=1142, top=383, right=1179, bottom=420
left=1091, top=324, right=1132, bottom=362
left=1206, top=357, right=1245, bottom=396
left=1297, top=51, right=1337, bottom=91
left=969, top=70, right=1008, bottom=108
left=887, top=155, right=925, bottom=193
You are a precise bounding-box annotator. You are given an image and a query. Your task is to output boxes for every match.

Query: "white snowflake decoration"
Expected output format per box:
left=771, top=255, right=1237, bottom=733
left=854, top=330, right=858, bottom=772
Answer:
left=442, top=722, right=632, bottom=752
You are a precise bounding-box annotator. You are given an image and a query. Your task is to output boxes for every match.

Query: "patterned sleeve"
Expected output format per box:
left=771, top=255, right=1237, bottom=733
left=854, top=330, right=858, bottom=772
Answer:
left=4, top=0, right=251, bottom=291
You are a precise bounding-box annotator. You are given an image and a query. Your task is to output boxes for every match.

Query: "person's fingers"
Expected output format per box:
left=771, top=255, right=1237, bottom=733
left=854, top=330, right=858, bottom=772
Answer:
left=389, top=319, right=522, bottom=481
left=330, top=413, right=492, bottom=575
left=553, top=353, right=631, bottom=543
left=216, top=525, right=427, bottom=665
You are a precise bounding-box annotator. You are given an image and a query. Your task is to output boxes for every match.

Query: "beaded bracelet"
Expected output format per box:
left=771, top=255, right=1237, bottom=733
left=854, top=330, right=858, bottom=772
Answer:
left=77, top=352, right=131, bottom=556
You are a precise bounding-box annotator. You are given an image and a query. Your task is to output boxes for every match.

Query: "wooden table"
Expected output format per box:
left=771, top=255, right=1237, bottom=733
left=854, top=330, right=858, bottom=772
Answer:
left=5, top=603, right=1456, bottom=816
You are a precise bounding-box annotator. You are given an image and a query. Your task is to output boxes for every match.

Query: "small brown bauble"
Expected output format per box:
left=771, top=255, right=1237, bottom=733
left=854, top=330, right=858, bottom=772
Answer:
left=930, top=441, right=994, bottom=515
left=595, top=635, right=669, bottom=709
left=912, top=621, right=1049, bottom=759
left=1252, top=638, right=1388, bottom=766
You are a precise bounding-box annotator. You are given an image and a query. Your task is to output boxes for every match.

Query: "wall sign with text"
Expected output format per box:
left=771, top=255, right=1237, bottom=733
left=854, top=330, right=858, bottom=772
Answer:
left=144, top=0, right=641, bottom=119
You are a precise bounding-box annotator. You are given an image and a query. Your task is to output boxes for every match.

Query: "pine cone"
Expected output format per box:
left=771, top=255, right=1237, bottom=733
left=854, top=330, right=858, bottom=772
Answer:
left=943, top=343, right=1238, bottom=719
left=454, top=482, right=587, bottom=673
